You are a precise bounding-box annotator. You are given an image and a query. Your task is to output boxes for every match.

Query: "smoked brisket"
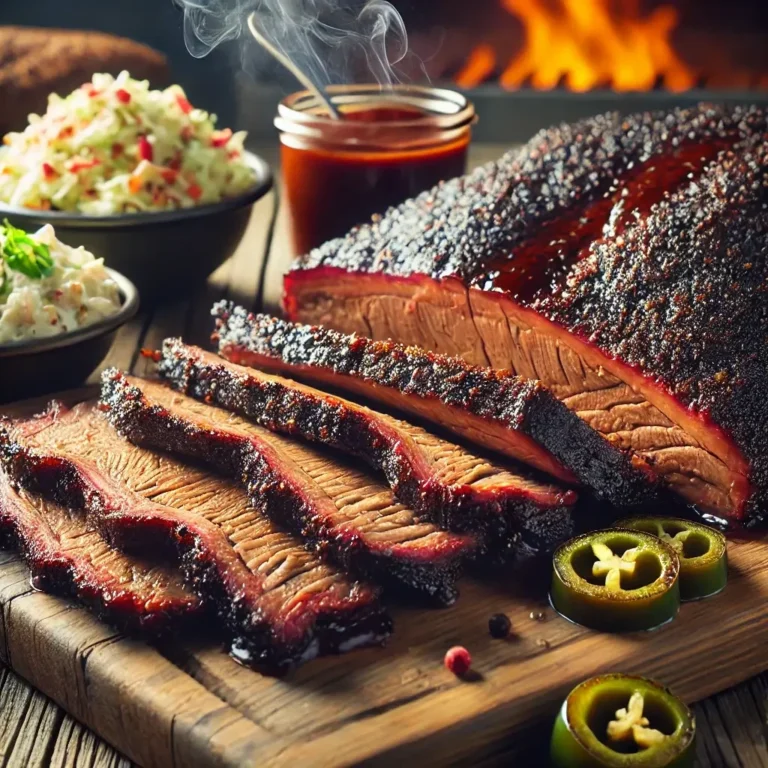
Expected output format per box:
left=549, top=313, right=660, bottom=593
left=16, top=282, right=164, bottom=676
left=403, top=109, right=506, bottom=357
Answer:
left=283, top=104, right=768, bottom=524
left=0, top=404, right=388, bottom=674
left=212, top=307, right=658, bottom=509
left=156, top=339, right=576, bottom=548
left=0, top=467, right=200, bottom=634
left=100, top=371, right=480, bottom=604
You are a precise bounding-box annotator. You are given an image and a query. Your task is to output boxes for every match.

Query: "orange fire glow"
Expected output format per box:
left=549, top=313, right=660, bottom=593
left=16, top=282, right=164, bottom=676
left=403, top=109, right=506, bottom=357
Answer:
left=456, top=0, right=698, bottom=92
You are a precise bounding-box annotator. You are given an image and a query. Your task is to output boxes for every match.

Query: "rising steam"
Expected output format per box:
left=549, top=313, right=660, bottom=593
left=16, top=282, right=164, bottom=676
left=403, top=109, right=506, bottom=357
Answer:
left=176, top=0, right=410, bottom=87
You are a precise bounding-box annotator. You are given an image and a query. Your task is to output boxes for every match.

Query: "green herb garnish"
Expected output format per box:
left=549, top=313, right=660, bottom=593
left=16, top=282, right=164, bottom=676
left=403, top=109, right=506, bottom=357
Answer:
left=1, top=219, right=54, bottom=279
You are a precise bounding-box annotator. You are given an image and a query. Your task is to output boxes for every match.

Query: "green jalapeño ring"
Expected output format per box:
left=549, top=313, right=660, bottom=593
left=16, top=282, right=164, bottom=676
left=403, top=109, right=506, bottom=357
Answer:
left=550, top=530, right=681, bottom=632
left=551, top=674, right=696, bottom=767
left=615, top=518, right=727, bottom=602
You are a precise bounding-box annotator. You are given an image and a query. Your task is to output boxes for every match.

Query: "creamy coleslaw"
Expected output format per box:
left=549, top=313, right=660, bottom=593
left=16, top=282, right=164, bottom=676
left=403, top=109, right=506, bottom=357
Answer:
left=0, top=222, right=121, bottom=343
left=0, top=71, right=255, bottom=214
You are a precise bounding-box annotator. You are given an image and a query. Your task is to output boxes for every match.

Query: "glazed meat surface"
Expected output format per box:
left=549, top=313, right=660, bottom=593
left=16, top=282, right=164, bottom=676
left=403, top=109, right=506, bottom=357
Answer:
left=0, top=467, right=199, bottom=634
left=101, top=372, right=479, bottom=605
left=0, top=403, right=387, bottom=673
left=284, top=104, right=768, bottom=524
left=157, top=338, right=577, bottom=550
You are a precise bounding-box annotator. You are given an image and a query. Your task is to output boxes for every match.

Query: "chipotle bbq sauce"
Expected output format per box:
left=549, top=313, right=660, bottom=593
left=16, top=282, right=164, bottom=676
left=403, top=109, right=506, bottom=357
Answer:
left=276, top=85, right=476, bottom=256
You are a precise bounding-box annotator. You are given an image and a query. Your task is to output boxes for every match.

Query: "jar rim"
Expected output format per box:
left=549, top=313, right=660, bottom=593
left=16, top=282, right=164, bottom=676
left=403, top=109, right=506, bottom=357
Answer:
left=275, top=84, right=476, bottom=149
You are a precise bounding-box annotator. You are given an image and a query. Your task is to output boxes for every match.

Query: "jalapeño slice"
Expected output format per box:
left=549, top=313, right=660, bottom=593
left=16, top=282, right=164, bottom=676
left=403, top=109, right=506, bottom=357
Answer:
left=551, top=674, right=696, bottom=767
left=615, top=518, right=727, bottom=602
left=550, top=530, right=680, bottom=632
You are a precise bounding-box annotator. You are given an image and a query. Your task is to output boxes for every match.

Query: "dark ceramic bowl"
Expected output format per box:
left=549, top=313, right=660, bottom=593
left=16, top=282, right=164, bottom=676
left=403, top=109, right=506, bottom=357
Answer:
left=0, top=152, right=272, bottom=304
left=0, top=269, right=139, bottom=404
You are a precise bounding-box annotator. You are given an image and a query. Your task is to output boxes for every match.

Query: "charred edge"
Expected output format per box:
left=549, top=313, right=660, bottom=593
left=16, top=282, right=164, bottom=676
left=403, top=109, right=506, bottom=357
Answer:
left=0, top=475, right=201, bottom=636
left=521, top=389, right=661, bottom=509
left=177, top=532, right=392, bottom=673
left=212, top=305, right=659, bottom=508
left=533, top=141, right=768, bottom=524
left=0, top=422, right=390, bottom=674
left=157, top=339, right=573, bottom=553
left=101, top=370, right=467, bottom=606
left=285, top=105, right=767, bottom=286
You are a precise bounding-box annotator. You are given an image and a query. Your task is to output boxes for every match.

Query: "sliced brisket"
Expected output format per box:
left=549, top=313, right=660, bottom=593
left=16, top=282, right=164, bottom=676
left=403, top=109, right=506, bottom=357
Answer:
left=212, top=308, right=658, bottom=510
left=0, top=404, right=388, bottom=674
left=100, top=371, right=479, bottom=604
left=0, top=467, right=200, bottom=634
left=283, top=103, right=768, bottom=524
left=157, top=339, right=576, bottom=549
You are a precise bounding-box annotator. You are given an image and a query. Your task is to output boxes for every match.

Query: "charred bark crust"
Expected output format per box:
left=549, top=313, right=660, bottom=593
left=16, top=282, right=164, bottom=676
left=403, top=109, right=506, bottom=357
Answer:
left=213, top=305, right=659, bottom=510
left=289, top=104, right=766, bottom=285
left=537, top=141, right=768, bottom=524
left=0, top=469, right=202, bottom=636
left=157, top=339, right=575, bottom=555
left=0, top=418, right=390, bottom=675
left=101, top=370, right=472, bottom=606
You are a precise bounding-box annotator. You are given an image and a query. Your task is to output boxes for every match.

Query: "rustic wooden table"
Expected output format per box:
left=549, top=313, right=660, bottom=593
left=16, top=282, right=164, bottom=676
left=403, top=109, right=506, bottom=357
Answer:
left=1, top=145, right=767, bottom=768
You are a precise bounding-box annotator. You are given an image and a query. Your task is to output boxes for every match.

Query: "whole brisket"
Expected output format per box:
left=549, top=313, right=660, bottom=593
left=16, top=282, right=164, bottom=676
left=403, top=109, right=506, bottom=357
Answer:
left=0, top=404, right=388, bottom=674
left=100, top=372, right=479, bottom=604
left=0, top=467, right=200, bottom=634
left=283, top=104, right=768, bottom=524
left=157, top=339, right=576, bottom=549
left=212, top=307, right=658, bottom=509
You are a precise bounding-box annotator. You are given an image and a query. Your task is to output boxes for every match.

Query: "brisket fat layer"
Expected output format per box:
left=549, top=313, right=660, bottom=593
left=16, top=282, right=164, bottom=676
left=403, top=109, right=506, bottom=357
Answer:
left=0, top=467, right=200, bottom=634
left=283, top=104, right=768, bottom=523
left=100, top=371, right=478, bottom=605
left=157, top=339, right=576, bottom=552
left=212, top=307, right=658, bottom=511
left=0, top=404, right=388, bottom=674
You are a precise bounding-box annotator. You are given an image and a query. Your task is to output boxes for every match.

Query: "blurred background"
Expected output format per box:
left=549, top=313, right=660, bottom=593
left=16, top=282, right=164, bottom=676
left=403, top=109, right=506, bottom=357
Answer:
left=2, top=0, right=768, bottom=142
left=1, top=0, right=240, bottom=126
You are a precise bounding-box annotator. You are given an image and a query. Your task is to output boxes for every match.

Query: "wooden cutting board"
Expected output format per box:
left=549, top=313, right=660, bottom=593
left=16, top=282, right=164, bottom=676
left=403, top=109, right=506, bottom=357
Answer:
left=1, top=392, right=768, bottom=768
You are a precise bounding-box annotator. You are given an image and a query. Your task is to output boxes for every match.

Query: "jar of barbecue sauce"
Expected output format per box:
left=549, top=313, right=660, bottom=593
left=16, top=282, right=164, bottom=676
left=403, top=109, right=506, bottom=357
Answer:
left=275, top=84, right=476, bottom=255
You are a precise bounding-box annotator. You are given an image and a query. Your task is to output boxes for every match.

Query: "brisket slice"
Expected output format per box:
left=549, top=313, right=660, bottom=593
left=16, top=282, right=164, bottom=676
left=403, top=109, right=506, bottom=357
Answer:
left=0, top=467, right=200, bottom=634
left=283, top=103, right=768, bottom=524
left=156, top=339, right=576, bottom=548
left=212, top=308, right=658, bottom=510
left=0, top=404, right=388, bottom=674
left=100, top=371, right=479, bottom=604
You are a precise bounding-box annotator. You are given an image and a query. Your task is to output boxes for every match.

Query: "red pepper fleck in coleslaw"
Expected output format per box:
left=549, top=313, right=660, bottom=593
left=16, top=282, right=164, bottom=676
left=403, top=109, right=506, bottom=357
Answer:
left=0, top=71, right=256, bottom=214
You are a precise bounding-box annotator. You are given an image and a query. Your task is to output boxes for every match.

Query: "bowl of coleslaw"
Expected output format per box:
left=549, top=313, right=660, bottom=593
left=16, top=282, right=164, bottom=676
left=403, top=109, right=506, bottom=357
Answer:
left=0, top=72, right=272, bottom=302
left=0, top=221, right=139, bottom=402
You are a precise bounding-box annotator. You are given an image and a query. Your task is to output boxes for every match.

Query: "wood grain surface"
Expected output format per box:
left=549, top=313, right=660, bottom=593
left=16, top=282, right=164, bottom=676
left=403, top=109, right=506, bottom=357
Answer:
left=1, top=146, right=768, bottom=768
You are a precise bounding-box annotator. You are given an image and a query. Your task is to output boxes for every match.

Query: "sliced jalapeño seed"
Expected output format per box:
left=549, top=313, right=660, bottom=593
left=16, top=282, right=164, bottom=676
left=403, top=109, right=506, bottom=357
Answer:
left=550, top=529, right=680, bottom=632
left=551, top=673, right=696, bottom=767
left=615, top=518, right=727, bottom=601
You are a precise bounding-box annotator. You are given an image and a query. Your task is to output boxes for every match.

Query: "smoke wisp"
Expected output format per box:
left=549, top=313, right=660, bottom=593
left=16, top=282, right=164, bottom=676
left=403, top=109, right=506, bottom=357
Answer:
left=176, top=0, right=411, bottom=88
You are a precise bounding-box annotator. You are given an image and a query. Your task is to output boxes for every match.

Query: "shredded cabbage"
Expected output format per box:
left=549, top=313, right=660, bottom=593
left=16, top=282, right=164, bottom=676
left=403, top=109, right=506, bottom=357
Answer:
left=0, top=224, right=121, bottom=343
left=0, top=71, right=256, bottom=214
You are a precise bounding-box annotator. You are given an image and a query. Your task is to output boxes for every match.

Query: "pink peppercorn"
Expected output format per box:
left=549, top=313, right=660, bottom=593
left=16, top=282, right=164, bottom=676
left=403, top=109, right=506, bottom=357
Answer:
left=444, top=646, right=472, bottom=677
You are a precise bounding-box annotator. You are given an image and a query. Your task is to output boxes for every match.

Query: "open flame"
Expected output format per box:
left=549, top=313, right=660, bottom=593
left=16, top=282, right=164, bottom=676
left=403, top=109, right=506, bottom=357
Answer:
left=456, top=0, right=697, bottom=92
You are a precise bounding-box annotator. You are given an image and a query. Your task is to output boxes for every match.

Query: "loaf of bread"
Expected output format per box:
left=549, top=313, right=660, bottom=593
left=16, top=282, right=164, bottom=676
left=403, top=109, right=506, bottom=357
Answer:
left=0, top=26, right=169, bottom=134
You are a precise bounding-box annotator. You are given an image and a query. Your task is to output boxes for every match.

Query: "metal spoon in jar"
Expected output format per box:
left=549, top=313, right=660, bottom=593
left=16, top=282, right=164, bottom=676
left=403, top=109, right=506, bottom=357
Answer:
left=246, top=12, right=341, bottom=120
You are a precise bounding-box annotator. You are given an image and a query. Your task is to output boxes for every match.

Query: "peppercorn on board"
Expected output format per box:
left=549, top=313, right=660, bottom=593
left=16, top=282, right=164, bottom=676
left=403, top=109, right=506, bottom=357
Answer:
left=2, top=392, right=768, bottom=768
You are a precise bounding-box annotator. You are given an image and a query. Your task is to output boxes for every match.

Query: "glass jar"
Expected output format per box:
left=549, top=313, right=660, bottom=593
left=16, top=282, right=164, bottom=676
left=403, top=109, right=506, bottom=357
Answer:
left=275, top=84, right=476, bottom=256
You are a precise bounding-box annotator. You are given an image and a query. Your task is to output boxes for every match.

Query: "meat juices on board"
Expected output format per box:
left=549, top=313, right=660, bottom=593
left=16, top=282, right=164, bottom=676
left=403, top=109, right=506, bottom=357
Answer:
left=0, top=404, right=389, bottom=674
